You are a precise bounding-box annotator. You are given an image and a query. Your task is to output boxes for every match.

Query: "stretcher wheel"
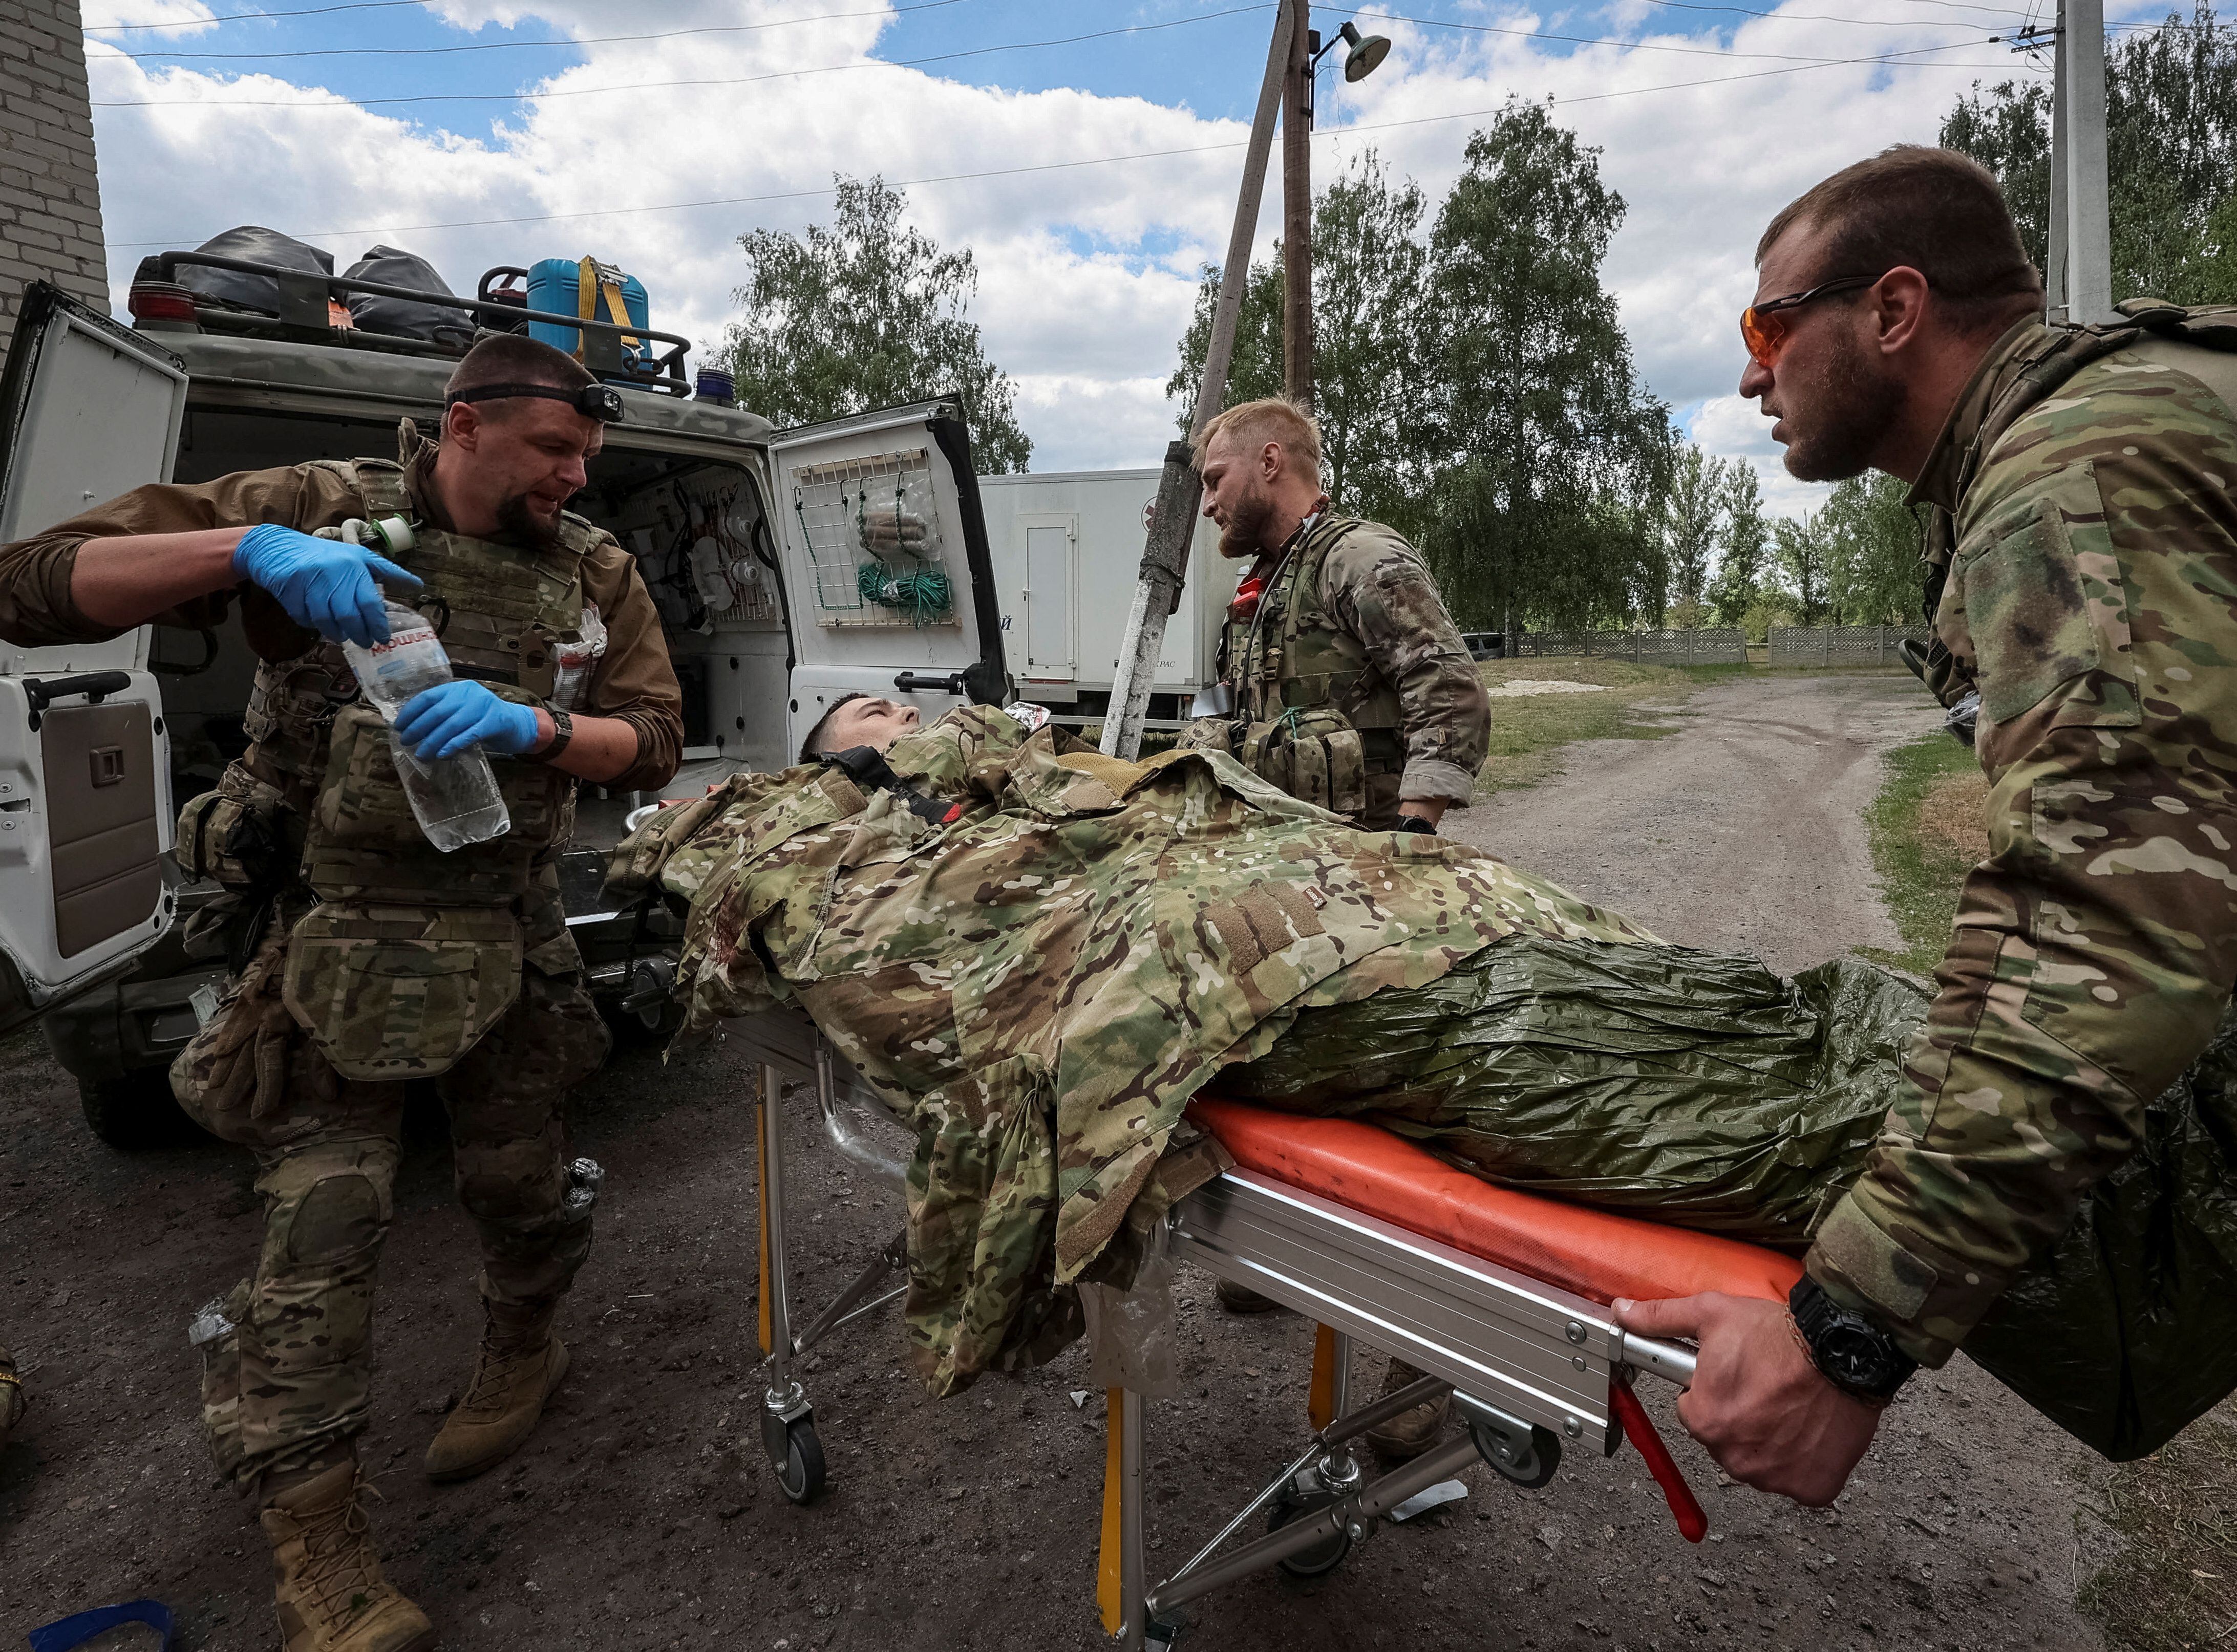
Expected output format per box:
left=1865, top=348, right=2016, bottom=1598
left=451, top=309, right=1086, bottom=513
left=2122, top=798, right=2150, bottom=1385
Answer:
left=765, top=1412, right=826, bottom=1504
left=1266, top=1488, right=1352, bottom=1578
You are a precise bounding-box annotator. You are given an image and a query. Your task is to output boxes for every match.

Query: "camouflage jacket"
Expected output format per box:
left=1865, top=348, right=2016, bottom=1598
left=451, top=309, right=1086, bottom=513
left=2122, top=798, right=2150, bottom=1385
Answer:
left=1212, top=515, right=1490, bottom=809
left=1808, top=318, right=2237, bottom=1364
left=660, top=707, right=1650, bottom=1392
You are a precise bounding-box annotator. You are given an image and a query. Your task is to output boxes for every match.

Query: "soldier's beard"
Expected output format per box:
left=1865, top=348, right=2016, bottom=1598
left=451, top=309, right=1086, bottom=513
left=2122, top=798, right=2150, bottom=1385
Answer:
left=496, top=491, right=564, bottom=551
left=1218, top=485, right=1278, bottom=560
left=1780, top=327, right=1903, bottom=483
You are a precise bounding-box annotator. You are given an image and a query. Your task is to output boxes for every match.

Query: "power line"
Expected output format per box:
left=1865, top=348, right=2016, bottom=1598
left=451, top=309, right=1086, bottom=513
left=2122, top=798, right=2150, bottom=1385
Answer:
left=105, top=41, right=2035, bottom=251
left=93, top=5, right=1273, bottom=103
left=83, top=0, right=963, bottom=30
left=104, top=0, right=980, bottom=60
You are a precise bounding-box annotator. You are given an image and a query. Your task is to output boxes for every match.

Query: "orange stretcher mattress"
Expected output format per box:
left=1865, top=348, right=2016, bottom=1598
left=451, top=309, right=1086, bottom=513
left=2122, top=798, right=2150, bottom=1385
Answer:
left=1188, top=1098, right=1802, bottom=1308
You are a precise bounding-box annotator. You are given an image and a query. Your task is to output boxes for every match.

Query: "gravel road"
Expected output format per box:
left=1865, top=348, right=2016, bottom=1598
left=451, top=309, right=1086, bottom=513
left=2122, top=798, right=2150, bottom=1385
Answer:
left=1, top=672, right=2114, bottom=1651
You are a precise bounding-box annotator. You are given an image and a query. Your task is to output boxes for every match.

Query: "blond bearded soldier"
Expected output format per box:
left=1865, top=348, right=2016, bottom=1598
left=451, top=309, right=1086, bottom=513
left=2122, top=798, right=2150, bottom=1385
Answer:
left=1177, top=397, right=1491, bottom=1456
left=0, top=334, right=681, bottom=1651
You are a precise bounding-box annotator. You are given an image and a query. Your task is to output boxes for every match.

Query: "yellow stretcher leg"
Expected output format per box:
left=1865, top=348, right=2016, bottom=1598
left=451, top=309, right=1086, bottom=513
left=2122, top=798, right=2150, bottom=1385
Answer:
left=1098, top=1387, right=1125, bottom=1634
left=755, top=1085, right=774, bottom=1357
left=1308, top=1323, right=1339, bottom=1431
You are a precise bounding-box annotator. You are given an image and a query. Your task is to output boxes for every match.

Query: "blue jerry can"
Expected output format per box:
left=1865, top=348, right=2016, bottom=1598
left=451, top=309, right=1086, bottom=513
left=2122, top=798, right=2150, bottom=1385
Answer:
left=525, top=257, right=652, bottom=372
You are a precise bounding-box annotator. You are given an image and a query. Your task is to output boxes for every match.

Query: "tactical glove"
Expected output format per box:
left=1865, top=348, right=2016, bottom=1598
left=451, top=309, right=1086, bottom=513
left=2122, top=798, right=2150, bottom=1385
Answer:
left=232, top=523, right=421, bottom=649
left=394, top=680, right=542, bottom=761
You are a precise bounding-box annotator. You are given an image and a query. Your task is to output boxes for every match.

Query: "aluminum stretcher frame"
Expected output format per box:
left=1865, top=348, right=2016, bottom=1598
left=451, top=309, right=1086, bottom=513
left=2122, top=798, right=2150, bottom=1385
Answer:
left=727, top=1005, right=1711, bottom=1648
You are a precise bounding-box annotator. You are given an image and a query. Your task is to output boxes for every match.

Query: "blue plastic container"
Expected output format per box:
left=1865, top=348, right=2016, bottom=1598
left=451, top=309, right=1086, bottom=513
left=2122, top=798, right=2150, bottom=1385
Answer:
left=525, top=258, right=652, bottom=373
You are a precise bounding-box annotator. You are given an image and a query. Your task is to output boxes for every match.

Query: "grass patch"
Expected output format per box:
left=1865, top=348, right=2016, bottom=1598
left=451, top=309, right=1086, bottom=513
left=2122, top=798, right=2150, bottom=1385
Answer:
left=1859, top=729, right=1987, bottom=973
left=2076, top=1407, right=2237, bottom=1651
left=1473, top=659, right=1746, bottom=795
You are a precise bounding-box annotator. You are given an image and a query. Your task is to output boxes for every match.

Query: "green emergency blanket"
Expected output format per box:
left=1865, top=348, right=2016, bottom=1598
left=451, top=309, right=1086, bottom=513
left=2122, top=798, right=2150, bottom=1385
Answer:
left=1229, top=935, right=2237, bottom=1461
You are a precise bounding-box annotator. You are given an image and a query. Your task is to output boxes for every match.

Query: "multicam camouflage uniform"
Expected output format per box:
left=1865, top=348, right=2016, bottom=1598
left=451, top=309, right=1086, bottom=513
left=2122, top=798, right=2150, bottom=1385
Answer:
left=1180, top=514, right=1489, bottom=829
left=643, top=706, right=1653, bottom=1392
left=0, top=429, right=680, bottom=1490
left=1808, top=306, right=2237, bottom=1365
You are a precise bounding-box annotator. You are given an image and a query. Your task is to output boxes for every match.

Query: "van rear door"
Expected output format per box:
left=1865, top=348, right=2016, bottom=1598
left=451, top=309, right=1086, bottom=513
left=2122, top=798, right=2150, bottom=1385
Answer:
left=766, top=399, right=1007, bottom=756
left=0, top=283, right=187, bottom=1034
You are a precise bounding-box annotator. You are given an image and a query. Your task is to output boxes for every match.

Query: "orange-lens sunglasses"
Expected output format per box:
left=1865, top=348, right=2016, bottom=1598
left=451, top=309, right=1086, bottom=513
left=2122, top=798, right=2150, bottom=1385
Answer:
left=1740, top=273, right=1883, bottom=368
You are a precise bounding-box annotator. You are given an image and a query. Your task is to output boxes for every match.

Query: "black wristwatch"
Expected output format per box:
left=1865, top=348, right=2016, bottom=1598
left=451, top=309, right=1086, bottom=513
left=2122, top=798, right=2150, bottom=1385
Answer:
left=532, top=706, right=574, bottom=765
left=1396, top=816, right=1437, bottom=836
left=1789, top=1276, right=1916, bottom=1403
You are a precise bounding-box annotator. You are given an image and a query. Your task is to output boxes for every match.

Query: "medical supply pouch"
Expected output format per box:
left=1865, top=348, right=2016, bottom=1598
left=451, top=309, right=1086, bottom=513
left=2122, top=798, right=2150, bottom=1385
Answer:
left=176, top=761, right=300, bottom=892
left=281, top=900, right=522, bottom=1080
left=1235, top=706, right=1368, bottom=819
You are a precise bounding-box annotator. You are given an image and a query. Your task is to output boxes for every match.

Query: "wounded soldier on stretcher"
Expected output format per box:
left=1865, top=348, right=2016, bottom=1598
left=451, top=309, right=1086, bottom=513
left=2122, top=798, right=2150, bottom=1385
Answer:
left=613, top=698, right=2237, bottom=1462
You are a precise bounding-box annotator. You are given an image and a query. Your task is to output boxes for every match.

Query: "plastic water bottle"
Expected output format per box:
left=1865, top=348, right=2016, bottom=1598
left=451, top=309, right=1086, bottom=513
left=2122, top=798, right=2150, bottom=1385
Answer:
left=342, top=600, right=511, bottom=852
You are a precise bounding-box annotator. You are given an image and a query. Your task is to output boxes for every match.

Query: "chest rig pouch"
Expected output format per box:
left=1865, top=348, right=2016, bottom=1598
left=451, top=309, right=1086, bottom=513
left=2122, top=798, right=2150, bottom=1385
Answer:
left=1214, top=519, right=1398, bottom=821
left=281, top=456, right=599, bottom=1079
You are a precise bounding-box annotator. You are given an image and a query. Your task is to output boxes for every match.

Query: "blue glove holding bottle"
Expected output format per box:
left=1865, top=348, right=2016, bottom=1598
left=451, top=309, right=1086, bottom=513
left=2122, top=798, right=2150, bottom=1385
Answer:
left=231, top=523, right=421, bottom=649
left=394, top=680, right=542, bottom=761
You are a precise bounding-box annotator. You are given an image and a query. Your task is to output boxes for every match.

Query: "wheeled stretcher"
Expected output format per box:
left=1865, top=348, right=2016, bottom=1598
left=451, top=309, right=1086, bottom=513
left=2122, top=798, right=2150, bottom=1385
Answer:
left=727, top=1007, right=1803, bottom=1647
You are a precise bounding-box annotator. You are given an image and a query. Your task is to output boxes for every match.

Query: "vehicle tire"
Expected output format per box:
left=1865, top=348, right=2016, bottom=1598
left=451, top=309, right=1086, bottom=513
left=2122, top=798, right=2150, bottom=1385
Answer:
left=78, top=1070, right=196, bottom=1151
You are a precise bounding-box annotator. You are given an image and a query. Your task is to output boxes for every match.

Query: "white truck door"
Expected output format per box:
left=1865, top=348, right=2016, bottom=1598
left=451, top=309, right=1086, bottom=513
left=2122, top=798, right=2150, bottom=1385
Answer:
left=0, top=283, right=186, bottom=1034
left=768, top=399, right=1009, bottom=755
left=1021, top=513, right=1075, bottom=681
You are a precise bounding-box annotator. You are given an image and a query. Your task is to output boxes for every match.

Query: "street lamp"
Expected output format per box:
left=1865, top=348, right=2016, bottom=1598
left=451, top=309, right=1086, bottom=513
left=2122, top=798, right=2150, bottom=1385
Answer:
left=1318, top=20, right=1392, bottom=83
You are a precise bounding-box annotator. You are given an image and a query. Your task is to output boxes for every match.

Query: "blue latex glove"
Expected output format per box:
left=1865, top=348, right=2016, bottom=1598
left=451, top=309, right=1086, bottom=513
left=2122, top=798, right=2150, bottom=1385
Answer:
left=394, top=680, right=542, bottom=761
left=231, top=523, right=421, bottom=649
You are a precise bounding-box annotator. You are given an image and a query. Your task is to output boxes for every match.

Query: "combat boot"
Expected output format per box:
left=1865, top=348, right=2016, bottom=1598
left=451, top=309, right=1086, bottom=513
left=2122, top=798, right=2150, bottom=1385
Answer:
left=260, top=1461, right=435, bottom=1652
left=1361, top=1356, right=1452, bottom=1460
left=423, top=1299, right=569, bottom=1483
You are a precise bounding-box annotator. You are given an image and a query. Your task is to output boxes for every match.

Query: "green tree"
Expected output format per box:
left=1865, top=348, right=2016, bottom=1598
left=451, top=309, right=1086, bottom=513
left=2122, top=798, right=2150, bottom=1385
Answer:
left=1942, top=3, right=2237, bottom=305
left=1773, top=513, right=1830, bottom=625
left=723, top=175, right=1033, bottom=471
left=1662, top=443, right=1731, bottom=621
left=1165, top=153, right=1428, bottom=522
left=1819, top=473, right=1924, bottom=624
left=1709, top=462, right=1769, bottom=626
left=1415, top=101, right=1674, bottom=629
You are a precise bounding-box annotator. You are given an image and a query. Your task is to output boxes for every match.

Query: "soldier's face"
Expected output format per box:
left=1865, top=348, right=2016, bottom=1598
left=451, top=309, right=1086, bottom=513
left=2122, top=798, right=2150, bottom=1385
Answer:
left=821, top=696, right=920, bottom=753
left=1198, top=433, right=1280, bottom=559
left=1740, top=224, right=1901, bottom=483
left=445, top=397, right=604, bottom=544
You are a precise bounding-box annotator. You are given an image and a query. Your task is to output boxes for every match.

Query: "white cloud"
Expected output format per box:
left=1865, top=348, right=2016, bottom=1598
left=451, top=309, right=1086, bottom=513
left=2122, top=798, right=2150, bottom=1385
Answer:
left=83, top=0, right=2049, bottom=478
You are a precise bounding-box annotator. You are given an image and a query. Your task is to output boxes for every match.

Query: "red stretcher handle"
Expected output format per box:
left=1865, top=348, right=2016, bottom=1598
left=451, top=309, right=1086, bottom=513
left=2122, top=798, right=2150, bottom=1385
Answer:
left=1609, top=1374, right=1708, bottom=1543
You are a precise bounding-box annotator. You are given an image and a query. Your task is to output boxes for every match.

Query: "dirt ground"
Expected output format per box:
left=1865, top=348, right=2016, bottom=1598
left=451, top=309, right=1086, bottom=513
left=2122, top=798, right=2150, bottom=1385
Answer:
left=1, top=671, right=2114, bottom=1651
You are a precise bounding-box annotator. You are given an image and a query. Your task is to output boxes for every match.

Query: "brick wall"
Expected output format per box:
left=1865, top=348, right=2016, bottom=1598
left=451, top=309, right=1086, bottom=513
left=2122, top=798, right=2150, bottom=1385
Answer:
left=0, top=0, right=107, bottom=360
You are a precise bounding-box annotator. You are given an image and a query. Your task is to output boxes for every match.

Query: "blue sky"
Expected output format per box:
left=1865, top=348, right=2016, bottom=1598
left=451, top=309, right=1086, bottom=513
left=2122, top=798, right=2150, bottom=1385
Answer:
left=80, top=0, right=2101, bottom=505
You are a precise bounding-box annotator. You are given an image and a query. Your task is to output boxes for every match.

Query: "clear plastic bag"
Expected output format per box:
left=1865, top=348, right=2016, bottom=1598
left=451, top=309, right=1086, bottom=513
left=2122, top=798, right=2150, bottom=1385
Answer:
left=1080, top=1221, right=1180, bottom=1398
left=551, top=603, right=607, bottom=712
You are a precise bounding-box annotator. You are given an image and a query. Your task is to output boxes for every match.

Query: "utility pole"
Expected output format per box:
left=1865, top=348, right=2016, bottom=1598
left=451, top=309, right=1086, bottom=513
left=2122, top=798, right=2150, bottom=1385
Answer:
left=2047, top=18, right=2069, bottom=320
left=1099, top=0, right=1297, bottom=761
left=1283, top=1, right=1313, bottom=408
left=2019, top=0, right=2111, bottom=324
left=2062, top=0, right=2113, bottom=322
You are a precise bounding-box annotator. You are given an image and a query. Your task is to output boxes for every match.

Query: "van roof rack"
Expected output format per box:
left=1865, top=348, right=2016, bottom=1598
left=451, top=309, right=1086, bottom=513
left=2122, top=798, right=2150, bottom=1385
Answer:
left=131, top=250, right=695, bottom=397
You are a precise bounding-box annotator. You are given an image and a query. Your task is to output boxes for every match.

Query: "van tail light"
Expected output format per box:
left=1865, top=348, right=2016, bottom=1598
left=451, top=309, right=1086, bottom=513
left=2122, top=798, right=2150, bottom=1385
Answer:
left=127, top=283, right=198, bottom=325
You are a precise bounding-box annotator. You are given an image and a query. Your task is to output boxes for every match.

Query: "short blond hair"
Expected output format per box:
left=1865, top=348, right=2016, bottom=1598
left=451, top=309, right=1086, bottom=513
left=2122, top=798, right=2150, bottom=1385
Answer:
left=1192, top=396, right=1323, bottom=479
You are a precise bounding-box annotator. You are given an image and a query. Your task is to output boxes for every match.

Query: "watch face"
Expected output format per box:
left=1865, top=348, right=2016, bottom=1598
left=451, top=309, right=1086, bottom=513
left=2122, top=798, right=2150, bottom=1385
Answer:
left=1821, top=1324, right=1898, bottom=1390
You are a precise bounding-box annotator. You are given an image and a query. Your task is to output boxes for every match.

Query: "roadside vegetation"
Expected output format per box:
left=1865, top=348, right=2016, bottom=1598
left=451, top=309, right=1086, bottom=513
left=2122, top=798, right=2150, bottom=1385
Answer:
left=1859, top=730, right=1987, bottom=973
left=1472, top=659, right=1748, bottom=795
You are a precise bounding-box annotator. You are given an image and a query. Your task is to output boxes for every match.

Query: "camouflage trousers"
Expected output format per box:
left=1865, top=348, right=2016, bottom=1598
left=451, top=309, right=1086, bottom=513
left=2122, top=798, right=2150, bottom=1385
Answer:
left=172, top=931, right=610, bottom=1492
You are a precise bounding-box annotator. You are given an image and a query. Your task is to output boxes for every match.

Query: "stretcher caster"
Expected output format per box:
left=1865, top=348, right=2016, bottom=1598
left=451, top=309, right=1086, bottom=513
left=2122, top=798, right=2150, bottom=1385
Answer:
left=1265, top=1487, right=1352, bottom=1578
left=763, top=1407, right=826, bottom=1504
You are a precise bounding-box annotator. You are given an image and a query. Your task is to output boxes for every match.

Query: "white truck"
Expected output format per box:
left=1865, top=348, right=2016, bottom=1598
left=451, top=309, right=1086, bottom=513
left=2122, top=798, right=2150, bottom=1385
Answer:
left=976, top=467, right=1230, bottom=731
left=0, top=259, right=1009, bottom=1142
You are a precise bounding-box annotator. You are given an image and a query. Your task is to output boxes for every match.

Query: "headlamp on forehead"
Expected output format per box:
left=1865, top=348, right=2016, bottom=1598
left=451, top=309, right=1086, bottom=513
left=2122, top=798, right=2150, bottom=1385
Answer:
left=448, top=381, right=625, bottom=424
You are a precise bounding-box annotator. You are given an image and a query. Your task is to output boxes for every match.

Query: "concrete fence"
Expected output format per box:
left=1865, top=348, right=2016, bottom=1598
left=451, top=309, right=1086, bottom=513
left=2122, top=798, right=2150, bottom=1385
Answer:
left=1766, top=625, right=1932, bottom=667
left=1510, top=627, right=1749, bottom=664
